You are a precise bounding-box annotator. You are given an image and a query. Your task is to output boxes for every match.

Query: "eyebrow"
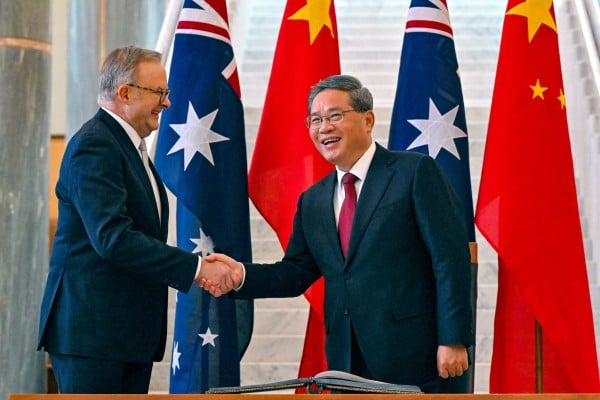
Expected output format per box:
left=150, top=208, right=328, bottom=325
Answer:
left=310, top=108, right=346, bottom=115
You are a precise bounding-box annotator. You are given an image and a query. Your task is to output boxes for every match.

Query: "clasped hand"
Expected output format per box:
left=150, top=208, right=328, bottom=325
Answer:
left=195, top=253, right=242, bottom=297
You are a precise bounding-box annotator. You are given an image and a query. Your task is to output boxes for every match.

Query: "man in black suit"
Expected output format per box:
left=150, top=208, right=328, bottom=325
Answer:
left=38, top=46, right=237, bottom=394
left=204, top=74, right=473, bottom=393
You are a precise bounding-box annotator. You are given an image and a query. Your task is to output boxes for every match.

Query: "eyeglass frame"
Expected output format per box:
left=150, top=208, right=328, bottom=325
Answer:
left=304, top=109, right=358, bottom=130
left=126, top=83, right=171, bottom=104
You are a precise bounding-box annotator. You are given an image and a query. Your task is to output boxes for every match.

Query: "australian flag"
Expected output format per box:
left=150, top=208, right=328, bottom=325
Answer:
left=154, top=0, right=253, bottom=393
left=388, top=0, right=476, bottom=392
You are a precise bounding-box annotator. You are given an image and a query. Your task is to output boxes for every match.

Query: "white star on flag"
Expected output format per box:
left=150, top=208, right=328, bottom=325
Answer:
left=199, top=327, right=219, bottom=347
left=171, top=341, right=182, bottom=375
left=168, top=102, right=229, bottom=169
left=190, top=227, right=215, bottom=256
left=407, top=98, right=467, bottom=159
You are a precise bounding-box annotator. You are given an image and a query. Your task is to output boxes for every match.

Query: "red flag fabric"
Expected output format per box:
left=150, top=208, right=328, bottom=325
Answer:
left=475, top=0, right=600, bottom=393
left=247, top=0, right=340, bottom=389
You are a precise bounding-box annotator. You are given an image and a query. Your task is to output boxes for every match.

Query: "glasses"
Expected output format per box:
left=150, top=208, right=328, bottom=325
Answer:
left=305, top=109, right=357, bottom=129
left=127, top=83, right=171, bottom=103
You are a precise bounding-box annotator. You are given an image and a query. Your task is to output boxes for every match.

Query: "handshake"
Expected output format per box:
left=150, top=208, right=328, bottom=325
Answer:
left=194, top=253, right=244, bottom=297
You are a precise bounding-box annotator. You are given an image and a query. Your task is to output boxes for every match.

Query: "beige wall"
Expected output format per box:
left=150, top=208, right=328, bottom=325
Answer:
left=49, top=0, right=68, bottom=249
left=49, top=135, right=64, bottom=246
left=50, top=0, right=67, bottom=136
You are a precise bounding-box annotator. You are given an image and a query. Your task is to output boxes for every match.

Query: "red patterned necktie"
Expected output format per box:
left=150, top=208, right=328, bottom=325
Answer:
left=338, top=173, right=358, bottom=258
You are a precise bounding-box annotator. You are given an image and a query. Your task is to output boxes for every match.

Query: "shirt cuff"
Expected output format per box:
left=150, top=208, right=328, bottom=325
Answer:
left=234, top=262, right=246, bottom=291
left=194, top=257, right=202, bottom=281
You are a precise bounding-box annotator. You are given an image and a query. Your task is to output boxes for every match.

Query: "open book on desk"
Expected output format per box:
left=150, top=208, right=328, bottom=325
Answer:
left=206, top=370, right=423, bottom=394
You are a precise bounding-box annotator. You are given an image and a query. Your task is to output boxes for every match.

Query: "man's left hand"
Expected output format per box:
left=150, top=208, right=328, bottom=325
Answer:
left=437, top=344, right=468, bottom=378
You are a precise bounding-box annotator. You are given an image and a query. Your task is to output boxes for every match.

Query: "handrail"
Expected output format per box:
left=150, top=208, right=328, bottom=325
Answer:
left=574, top=0, right=600, bottom=98
left=565, top=0, right=600, bottom=290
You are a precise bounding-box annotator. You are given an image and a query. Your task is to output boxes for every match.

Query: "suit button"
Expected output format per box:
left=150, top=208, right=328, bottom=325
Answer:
left=344, top=272, right=350, bottom=280
left=344, top=308, right=350, bottom=315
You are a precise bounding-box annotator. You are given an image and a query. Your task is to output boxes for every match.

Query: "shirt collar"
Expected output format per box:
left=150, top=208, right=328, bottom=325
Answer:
left=335, top=141, right=376, bottom=185
left=102, top=107, right=143, bottom=153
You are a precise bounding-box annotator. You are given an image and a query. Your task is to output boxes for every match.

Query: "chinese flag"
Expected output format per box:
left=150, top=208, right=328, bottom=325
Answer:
left=475, top=0, right=600, bottom=393
left=247, top=0, right=340, bottom=389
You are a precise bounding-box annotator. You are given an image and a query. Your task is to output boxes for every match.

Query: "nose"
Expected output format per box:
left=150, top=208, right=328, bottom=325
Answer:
left=318, top=117, right=334, bottom=132
left=161, top=97, right=171, bottom=108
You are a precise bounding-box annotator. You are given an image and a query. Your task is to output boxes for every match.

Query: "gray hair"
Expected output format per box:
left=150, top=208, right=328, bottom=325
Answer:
left=97, top=46, right=162, bottom=103
left=307, top=74, right=373, bottom=113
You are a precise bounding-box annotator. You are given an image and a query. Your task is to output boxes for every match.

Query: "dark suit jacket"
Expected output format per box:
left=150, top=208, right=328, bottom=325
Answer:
left=38, top=109, right=198, bottom=363
left=236, top=144, right=473, bottom=388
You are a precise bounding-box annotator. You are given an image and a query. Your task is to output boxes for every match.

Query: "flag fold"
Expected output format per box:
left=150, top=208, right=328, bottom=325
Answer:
left=475, top=0, right=599, bottom=392
left=154, top=0, right=253, bottom=393
left=388, top=0, right=476, bottom=392
left=247, top=0, right=341, bottom=389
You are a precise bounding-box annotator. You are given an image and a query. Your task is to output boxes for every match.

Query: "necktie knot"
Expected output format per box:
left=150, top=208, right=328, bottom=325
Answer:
left=139, top=139, right=151, bottom=173
left=139, top=139, right=148, bottom=155
left=342, top=172, right=358, bottom=186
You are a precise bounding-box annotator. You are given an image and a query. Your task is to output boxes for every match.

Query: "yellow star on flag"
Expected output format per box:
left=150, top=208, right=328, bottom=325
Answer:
left=530, top=78, right=548, bottom=99
left=289, top=0, right=334, bottom=45
left=507, top=0, right=557, bottom=42
left=557, top=88, right=566, bottom=109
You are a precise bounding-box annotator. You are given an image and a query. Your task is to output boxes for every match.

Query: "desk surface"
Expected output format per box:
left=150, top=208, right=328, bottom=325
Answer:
left=9, top=394, right=600, bottom=400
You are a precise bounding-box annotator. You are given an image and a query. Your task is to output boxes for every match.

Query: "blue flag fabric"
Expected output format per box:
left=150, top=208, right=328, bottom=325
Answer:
left=154, top=0, right=253, bottom=393
left=388, top=0, right=476, bottom=392
left=388, top=0, right=475, bottom=240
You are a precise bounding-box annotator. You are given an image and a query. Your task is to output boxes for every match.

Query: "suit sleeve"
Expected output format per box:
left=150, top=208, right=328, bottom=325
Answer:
left=65, top=129, right=197, bottom=292
left=236, top=193, right=321, bottom=298
left=412, top=156, right=473, bottom=346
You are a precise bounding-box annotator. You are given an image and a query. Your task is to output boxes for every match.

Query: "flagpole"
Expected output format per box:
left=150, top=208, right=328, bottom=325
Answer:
left=155, top=0, right=184, bottom=63
left=469, top=241, right=478, bottom=392
left=536, top=321, right=543, bottom=393
left=148, top=0, right=183, bottom=156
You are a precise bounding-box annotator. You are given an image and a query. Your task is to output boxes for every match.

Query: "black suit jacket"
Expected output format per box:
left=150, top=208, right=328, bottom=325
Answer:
left=38, top=109, right=198, bottom=363
left=236, top=144, right=473, bottom=388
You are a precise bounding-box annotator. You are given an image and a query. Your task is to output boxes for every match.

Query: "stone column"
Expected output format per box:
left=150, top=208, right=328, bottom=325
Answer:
left=67, top=0, right=165, bottom=140
left=0, top=1, right=51, bottom=398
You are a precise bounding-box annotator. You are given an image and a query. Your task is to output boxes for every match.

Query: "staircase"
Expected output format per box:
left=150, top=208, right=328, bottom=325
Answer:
left=150, top=0, right=600, bottom=393
left=557, top=0, right=600, bottom=348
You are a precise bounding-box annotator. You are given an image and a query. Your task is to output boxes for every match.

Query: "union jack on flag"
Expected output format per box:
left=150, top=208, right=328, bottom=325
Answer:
left=153, top=0, right=253, bottom=393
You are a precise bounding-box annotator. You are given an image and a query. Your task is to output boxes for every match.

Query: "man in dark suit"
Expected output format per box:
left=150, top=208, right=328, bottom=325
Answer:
left=204, top=74, right=473, bottom=393
left=38, top=46, right=237, bottom=394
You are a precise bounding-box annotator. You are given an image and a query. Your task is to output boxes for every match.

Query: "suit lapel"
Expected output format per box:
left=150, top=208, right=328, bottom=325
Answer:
left=311, top=173, right=345, bottom=263
left=150, top=161, right=170, bottom=239
left=132, top=152, right=163, bottom=232
left=345, top=145, right=395, bottom=264
left=96, top=110, right=163, bottom=232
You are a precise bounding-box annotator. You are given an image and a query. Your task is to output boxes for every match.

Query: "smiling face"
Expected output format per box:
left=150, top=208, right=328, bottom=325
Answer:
left=308, top=89, right=375, bottom=171
left=118, top=60, right=171, bottom=138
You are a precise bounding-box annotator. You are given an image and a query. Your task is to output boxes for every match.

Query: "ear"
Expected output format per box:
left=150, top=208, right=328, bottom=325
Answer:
left=116, top=84, right=130, bottom=102
left=364, top=110, right=375, bottom=130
